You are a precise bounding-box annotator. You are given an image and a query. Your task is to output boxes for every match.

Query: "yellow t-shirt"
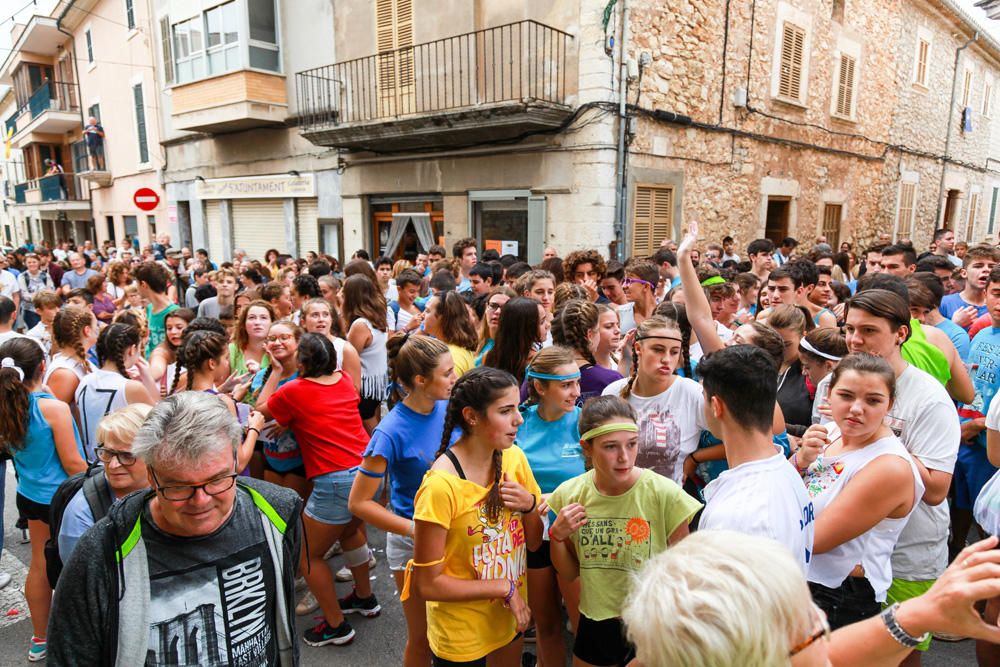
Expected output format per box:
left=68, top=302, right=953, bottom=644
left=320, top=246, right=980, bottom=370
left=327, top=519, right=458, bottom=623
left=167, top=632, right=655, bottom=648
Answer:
left=413, top=445, right=541, bottom=662
left=447, top=343, right=475, bottom=378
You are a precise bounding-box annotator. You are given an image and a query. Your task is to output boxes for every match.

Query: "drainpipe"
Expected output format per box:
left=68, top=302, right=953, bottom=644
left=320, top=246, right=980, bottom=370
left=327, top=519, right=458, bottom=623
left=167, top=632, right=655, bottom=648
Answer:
left=612, top=0, right=630, bottom=262
left=936, top=31, right=978, bottom=226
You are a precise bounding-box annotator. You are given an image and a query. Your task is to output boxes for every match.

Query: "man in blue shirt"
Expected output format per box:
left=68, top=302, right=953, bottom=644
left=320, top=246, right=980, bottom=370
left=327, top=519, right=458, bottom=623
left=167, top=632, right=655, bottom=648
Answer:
left=940, top=245, right=999, bottom=329
left=906, top=273, right=971, bottom=361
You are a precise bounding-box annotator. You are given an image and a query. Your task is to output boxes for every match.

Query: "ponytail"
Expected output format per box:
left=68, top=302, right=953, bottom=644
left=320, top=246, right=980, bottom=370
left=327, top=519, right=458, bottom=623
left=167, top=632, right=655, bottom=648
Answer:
left=0, top=339, right=46, bottom=452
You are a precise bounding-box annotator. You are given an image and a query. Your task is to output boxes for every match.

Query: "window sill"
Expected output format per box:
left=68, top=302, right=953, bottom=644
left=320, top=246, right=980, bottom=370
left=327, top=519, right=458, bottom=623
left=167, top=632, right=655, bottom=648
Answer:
left=911, top=81, right=929, bottom=94
left=127, top=28, right=139, bottom=41
left=771, top=95, right=808, bottom=110
left=87, top=61, right=97, bottom=73
left=830, top=113, right=857, bottom=124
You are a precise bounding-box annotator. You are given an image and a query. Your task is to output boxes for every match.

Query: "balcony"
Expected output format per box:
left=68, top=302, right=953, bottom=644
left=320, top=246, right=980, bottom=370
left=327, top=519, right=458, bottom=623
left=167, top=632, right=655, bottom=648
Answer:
left=10, top=82, right=81, bottom=149
left=13, top=173, right=89, bottom=211
left=73, top=138, right=111, bottom=187
left=296, top=20, right=574, bottom=152
left=171, top=70, right=287, bottom=133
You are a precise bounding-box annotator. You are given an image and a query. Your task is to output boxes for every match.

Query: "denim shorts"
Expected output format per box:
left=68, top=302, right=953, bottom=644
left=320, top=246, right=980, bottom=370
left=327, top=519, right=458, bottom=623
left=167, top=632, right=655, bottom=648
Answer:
left=386, top=531, right=414, bottom=571
left=304, top=468, right=383, bottom=526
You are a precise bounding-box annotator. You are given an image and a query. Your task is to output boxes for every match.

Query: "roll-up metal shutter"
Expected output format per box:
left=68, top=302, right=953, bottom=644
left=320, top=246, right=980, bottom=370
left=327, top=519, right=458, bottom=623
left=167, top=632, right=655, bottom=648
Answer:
left=205, top=200, right=225, bottom=263
left=232, top=199, right=287, bottom=262
left=297, top=198, right=320, bottom=257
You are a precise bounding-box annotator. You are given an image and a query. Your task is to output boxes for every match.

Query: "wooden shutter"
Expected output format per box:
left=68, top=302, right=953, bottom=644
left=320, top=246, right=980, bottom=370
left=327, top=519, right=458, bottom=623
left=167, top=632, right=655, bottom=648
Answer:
left=966, top=192, right=980, bottom=241
left=822, top=204, right=842, bottom=247
left=133, top=84, right=149, bottom=164
left=916, top=40, right=929, bottom=86
left=779, top=22, right=806, bottom=100
left=632, top=185, right=673, bottom=257
left=835, top=54, right=855, bottom=117
left=963, top=69, right=973, bottom=108
left=159, top=16, right=174, bottom=85
left=375, top=0, right=414, bottom=116
left=984, top=82, right=992, bottom=116
left=896, top=182, right=916, bottom=240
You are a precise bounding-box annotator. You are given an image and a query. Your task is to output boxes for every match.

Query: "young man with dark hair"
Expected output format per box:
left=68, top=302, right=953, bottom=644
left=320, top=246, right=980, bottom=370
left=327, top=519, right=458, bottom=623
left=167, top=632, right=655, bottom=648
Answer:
left=308, top=260, right=332, bottom=278
left=197, top=267, right=238, bottom=321
left=624, top=261, right=659, bottom=328
left=195, top=248, right=217, bottom=271
left=696, top=344, right=814, bottom=574
left=652, top=247, right=680, bottom=294
left=427, top=245, right=446, bottom=265
left=563, top=249, right=607, bottom=301
left=915, top=255, right=959, bottom=295
left=932, top=228, right=962, bottom=267
left=906, top=273, right=971, bottom=361
left=721, top=235, right=740, bottom=264
left=786, top=260, right=837, bottom=327
left=600, top=260, right=632, bottom=330
left=390, top=268, right=425, bottom=332
left=134, top=261, right=179, bottom=358
left=467, top=262, right=494, bottom=296
left=773, top=236, right=798, bottom=267
left=480, top=248, right=500, bottom=263
left=261, top=282, right=293, bottom=319
left=746, top=238, right=775, bottom=281
left=451, top=237, right=478, bottom=293
left=940, top=245, right=1000, bottom=330
left=504, top=261, right=532, bottom=284
left=880, top=244, right=918, bottom=277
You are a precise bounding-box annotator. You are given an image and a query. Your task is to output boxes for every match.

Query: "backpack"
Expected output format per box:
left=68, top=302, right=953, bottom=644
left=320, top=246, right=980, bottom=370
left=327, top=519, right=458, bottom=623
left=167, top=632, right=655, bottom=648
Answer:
left=44, top=463, right=113, bottom=588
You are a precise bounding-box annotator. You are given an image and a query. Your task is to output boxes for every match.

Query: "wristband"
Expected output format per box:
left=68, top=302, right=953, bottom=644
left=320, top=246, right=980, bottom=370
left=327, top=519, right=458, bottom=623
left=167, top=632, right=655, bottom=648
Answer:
left=520, top=495, right=537, bottom=514
left=502, top=579, right=516, bottom=607
left=691, top=451, right=701, bottom=464
left=246, top=427, right=260, bottom=437
left=881, top=603, right=930, bottom=649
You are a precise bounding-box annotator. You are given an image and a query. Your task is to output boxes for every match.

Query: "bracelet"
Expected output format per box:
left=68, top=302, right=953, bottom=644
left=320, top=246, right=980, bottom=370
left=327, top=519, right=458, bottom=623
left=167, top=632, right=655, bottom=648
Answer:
left=502, top=579, right=516, bottom=607
left=520, top=495, right=537, bottom=514
left=246, top=427, right=260, bottom=436
left=881, top=603, right=930, bottom=649
left=408, top=520, right=415, bottom=537
left=690, top=451, right=701, bottom=464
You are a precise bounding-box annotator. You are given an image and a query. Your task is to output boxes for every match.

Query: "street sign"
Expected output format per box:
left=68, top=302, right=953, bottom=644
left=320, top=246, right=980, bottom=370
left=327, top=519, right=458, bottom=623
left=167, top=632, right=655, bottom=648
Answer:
left=134, top=188, right=160, bottom=211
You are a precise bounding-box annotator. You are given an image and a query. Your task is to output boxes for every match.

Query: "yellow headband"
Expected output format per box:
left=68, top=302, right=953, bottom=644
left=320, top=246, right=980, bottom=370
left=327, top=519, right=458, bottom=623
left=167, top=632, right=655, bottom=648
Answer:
left=581, top=422, right=639, bottom=441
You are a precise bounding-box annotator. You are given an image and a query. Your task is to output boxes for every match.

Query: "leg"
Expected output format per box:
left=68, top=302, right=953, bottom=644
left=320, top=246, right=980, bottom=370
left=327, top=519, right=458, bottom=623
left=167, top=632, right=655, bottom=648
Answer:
left=24, top=520, right=51, bottom=640
left=486, top=635, right=524, bottom=667
left=338, top=518, right=373, bottom=599
left=527, top=566, right=566, bottom=667
left=393, top=570, right=432, bottom=667
left=300, top=514, right=348, bottom=627
left=558, top=574, right=581, bottom=635
left=977, top=596, right=1000, bottom=666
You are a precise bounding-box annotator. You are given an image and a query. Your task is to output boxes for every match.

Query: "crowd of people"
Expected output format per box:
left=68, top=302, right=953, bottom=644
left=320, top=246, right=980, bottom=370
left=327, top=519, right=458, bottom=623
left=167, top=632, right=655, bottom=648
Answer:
left=1, top=224, right=1000, bottom=666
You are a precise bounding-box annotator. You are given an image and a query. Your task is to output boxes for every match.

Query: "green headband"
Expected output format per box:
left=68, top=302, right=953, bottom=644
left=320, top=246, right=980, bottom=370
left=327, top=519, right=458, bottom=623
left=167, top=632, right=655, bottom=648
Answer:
left=701, top=275, right=726, bottom=287
left=581, top=422, right=639, bottom=441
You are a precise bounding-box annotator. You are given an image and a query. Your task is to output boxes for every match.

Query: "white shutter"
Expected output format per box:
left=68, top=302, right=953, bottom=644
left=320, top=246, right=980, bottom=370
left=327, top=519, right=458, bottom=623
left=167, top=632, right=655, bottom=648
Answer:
left=205, top=201, right=225, bottom=263
left=297, top=198, right=319, bottom=257
left=231, top=199, right=287, bottom=262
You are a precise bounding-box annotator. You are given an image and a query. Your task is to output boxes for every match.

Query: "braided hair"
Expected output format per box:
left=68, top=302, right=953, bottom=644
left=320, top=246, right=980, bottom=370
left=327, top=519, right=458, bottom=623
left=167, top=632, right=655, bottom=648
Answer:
left=172, top=329, right=228, bottom=394
left=552, top=299, right=598, bottom=366
left=52, top=305, right=94, bottom=373
left=620, top=316, right=681, bottom=400
left=434, top=367, right=519, bottom=525
left=654, top=302, right=693, bottom=379
left=96, top=323, right=141, bottom=378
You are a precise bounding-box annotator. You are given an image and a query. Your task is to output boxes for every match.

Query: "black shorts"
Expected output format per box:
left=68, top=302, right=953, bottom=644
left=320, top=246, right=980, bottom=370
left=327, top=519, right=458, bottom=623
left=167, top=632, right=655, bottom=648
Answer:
left=809, top=577, right=879, bottom=630
left=262, top=456, right=308, bottom=479
left=573, top=615, right=634, bottom=666
left=527, top=539, right=552, bottom=569
left=16, top=493, right=50, bottom=524
left=359, top=397, right=381, bottom=420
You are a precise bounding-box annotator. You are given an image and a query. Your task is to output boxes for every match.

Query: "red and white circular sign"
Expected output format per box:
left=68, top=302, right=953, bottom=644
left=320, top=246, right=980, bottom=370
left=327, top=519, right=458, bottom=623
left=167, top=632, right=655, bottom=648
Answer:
left=133, top=187, right=160, bottom=211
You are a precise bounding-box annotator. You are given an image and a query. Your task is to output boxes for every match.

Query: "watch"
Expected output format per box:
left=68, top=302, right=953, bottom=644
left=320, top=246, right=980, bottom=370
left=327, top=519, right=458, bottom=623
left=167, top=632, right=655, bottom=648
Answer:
left=881, top=603, right=930, bottom=649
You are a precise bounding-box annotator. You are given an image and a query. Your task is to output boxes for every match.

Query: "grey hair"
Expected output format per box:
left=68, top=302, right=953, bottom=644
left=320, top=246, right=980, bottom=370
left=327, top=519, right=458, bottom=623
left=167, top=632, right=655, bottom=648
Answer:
left=132, top=392, right=242, bottom=468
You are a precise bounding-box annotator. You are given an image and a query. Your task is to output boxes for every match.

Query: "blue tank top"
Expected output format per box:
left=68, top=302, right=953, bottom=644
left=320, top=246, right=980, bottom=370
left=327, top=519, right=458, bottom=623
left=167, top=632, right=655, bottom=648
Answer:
left=14, top=391, right=84, bottom=505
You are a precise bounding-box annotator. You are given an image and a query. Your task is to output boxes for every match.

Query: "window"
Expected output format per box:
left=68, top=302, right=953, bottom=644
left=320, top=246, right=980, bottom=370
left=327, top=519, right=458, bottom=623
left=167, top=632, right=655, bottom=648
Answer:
left=835, top=54, right=856, bottom=118
left=962, top=68, right=973, bottom=108
left=205, top=2, right=239, bottom=76
left=966, top=191, right=980, bottom=241
left=990, top=187, right=999, bottom=236
left=896, top=182, right=917, bottom=240
left=822, top=204, right=842, bottom=247
left=87, top=103, right=101, bottom=122
left=915, top=38, right=929, bottom=87
left=984, top=80, right=993, bottom=117
left=133, top=83, right=149, bottom=164
left=632, top=185, right=674, bottom=257
left=125, top=0, right=135, bottom=29
left=778, top=22, right=806, bottom=102
left=85, top=29, right=94, bottom=63
left=375, top=0, right=414, bottom=114
left=159, top=16, right=174, bottom=85
left=172, top=15, right=205, bottom=83
left=248, top=0, right=280, bottom=72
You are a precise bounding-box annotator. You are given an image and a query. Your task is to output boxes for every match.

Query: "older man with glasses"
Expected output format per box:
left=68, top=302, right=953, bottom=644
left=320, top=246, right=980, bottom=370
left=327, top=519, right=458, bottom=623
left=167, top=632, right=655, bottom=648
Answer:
left=49, top=392, right=303, bottom=666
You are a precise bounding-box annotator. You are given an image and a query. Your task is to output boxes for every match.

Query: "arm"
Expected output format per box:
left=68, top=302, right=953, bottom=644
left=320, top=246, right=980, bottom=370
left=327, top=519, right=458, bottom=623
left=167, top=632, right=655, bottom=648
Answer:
left=39, top=399, right=87, bottom=476
left=348, top=456, right=413, bottom=537
left=548, top=502, right=587, bottom=581
left=817, top=309, right=838, bottom=329
left=46, top=368, right=79, bottom=405
left=677, top=221, right=725, bottom=354
left=924, top=326, right=975, bottom=403
left=988, top=428, right=1000, bottom=468
left=813, top=456, right=915, bottom=554
left=347, top=321, right=373, bottom=360
left=340, top=340, right=363, bottom=395
left=148, top=347, right=170, bottom=382
left=127, top=357, right=160, bottom=403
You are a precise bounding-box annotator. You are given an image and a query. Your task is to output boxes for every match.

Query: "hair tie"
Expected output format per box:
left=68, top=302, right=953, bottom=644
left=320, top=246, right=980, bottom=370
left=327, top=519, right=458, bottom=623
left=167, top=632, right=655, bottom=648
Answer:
left=700, top=275, right=727, bottom=287
left=799, top=338, right=842, bottom=362
left=0, top=357, right=24, bottom=382
left=525, top=366, right=582, bottom=382
left=581, top=422, right=638, bottom=441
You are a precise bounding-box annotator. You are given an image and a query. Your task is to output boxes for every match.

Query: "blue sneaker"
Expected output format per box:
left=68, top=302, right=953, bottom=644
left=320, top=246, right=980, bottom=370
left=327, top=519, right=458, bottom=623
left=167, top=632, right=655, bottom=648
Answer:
left=28, top=637, right=46, bottom=662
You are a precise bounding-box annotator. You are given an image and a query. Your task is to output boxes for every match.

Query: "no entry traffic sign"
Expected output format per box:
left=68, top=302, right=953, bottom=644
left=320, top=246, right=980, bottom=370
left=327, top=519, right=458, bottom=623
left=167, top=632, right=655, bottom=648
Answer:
left=134, top=188, right=160, bottom=211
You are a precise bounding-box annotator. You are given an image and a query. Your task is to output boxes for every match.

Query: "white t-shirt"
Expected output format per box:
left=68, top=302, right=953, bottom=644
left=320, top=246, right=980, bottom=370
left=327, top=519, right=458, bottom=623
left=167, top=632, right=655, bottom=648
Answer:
left=0, top=270, right=18, bottom=298
left=986, top=392, right=1000, bottom=431
left=701, top=453, right=814, bottom=575
left=75, top=368, right=129, bottom=461
left=690, top=321, right=735, bottom=363
left=394, top=307, right=415, bottom=332
left=888, top=364, right=961, bottom=581
left=617, top=302, right=636, bottom=334
left=602, top=376, right=706, bottom=484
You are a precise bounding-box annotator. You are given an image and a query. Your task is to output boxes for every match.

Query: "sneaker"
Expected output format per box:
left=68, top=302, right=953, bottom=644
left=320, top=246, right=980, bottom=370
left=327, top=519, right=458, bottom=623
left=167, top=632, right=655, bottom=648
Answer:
left=27, top=637, right=46, bottom=662
left=296, top=590, right=319, bottom=616
left=303, top=619, right=355, bottom=647
left=334, top=549, right=377, bottom=582
left=523, top=626, right=536, bottom=644
left=324, top=542, right=344, bottom=560
left=294, top=575, right=307, bottom=592
left=338, top=591, right=381, bottom=617
left=0, top=572, right=11, bottom=590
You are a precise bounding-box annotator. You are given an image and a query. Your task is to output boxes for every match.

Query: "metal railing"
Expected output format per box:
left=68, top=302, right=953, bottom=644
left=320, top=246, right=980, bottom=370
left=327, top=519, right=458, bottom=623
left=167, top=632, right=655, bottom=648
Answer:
left=13, top=182, right=26, bottom=204
left=5, top=112, right=17, bottom=136
left=297, top=19, right=571, bottom=127
left=26, top=81, right=80, bottom=120
left=72, top=138, right=108, bottom=173
left=16, top=172, right=81, bottom=202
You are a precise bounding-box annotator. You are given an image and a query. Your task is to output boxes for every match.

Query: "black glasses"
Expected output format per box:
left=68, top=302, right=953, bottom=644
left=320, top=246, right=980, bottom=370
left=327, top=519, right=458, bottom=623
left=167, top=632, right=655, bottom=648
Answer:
left=150, top=469, right=238, bottom=501
left=487, top=301, right=504, bottom=311
left=95, top=446, right=137, bottom=466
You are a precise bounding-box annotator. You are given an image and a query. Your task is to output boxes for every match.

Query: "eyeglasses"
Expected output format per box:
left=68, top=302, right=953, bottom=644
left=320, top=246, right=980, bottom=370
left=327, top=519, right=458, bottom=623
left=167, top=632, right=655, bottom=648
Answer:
left=266, top=333, right=296, bottom=343
left=622, top=277, right=655, bottom=290
left=95, top=446, right=137, bottom=466
left=789, top=602, right=830, bottom=657
left=150, top=468, right=238, bottom=501
left=487, top=301, right=504, bottom=311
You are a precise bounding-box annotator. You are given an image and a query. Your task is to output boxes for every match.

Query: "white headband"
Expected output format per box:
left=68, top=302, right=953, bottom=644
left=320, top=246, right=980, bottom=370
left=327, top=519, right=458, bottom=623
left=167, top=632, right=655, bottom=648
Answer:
left=0, top=357, right=24, bottom=381
left=799, top=338, right=842, bottom=363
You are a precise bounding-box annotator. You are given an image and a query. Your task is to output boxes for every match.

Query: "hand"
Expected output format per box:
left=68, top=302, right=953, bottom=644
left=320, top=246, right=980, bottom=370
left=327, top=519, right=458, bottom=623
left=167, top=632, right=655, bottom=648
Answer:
left=952, top=305, right=979, bottom=329
left=245, top=359, right=260, bottom=375
left=232, top=378, right=253, bottom=402
left=246, top=410, right=265, bottom=433
left=816, top=398, right=833, bottom=420
left=797, top=424, right=829, bottom=469
left=219, top=371, right=253, bottom=394
left=550, top=502, right=587, bottom=542
left=683, top=454, right=698, bottom=482
left=617, top=327, right=637, bottom=358
left=507, top=587, right=531, bottom=633
left=499, top=473, right=535, bottom=513
left=961, top=418, right=986, bottom=445
left=833, top=302, right=846, bottom=321
left=537, top=493, right=551, bottom=516
left=581, top=277, right=599, bottom=302
left=678, top=220, right=699, bottom=256
left=131, top=356, right=152, bottom=380
left=894, top=536, right=1000, bottom=643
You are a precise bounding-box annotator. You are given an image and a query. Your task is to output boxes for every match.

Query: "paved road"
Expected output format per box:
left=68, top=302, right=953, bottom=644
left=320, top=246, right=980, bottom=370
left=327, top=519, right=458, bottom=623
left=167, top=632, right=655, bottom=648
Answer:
left=0, top=466, right=979, bottom=665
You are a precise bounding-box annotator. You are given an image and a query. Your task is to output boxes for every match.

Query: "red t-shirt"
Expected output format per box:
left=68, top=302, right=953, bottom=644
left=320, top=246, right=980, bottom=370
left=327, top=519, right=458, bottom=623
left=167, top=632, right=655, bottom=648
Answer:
left=969, top=313, right=993, bottom=339
left=267, top=374, right=369, bottom=478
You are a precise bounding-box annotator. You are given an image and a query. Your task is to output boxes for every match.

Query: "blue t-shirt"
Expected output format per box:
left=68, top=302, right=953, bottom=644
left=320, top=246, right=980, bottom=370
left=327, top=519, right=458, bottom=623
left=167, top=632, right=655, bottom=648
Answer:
left=474, top=339, right=494, bottom=367
left=517, top=405, right=585, bottom=494
left=364, top=399, right=449, bottom=519
left=962, top=327, right=1000, bottom=449
left=60, top=268, right=99, bottom=290
left=935, top=318, right=972, bottom=361
left=57, top=478, right=116, bottom=560
left=941, top=293, right=989, bottom=322
left=249, top=369, right=302, bottom=472
left=16, top=391, right=85, bottom=505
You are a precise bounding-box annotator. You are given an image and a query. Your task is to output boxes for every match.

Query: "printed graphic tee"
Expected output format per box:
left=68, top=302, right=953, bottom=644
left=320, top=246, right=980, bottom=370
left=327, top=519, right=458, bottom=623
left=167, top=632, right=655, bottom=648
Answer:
left=547, top=468, right=701, bottom=621
left=412, top=446, right=541, bottom=663
left=141, top=488, right=278, bottom=666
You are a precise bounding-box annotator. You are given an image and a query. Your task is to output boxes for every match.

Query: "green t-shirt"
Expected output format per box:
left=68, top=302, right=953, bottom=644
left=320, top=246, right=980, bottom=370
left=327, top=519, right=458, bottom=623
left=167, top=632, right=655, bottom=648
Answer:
left=901, top=318, right=951, bottom=387
left=547, top=468, right=701, bottom=621
left=145, top=302, right=179, bottom=359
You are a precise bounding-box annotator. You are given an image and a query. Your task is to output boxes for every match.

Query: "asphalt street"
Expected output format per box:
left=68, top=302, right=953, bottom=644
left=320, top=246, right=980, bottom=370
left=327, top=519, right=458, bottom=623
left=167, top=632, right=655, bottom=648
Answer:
left=0, top=466, right=979, bottom=666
